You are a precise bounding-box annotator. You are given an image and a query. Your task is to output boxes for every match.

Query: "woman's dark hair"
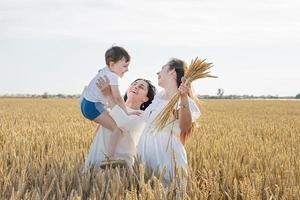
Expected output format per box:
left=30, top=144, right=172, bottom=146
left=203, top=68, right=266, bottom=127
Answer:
left=167, top=58, right=198, bottom=145
left=123, top=79, right=156, bottom=110
left=105, top=46, right=130, bottom=66
left=167, top=58, right=187, bottom=88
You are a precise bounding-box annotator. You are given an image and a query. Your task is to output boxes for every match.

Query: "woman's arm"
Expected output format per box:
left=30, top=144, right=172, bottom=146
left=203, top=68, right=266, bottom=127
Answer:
left=96, top=76, right=116, bottom=109
left=178, top=83, right=193, bottom=133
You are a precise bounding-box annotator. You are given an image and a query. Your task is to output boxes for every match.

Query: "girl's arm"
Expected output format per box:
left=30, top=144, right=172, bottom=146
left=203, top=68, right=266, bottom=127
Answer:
left=178, top=83, right=193, bottom=133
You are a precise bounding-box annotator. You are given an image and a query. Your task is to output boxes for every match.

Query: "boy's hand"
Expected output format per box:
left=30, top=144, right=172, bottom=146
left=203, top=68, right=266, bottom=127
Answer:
left=128, top=111, right=142, bottom=116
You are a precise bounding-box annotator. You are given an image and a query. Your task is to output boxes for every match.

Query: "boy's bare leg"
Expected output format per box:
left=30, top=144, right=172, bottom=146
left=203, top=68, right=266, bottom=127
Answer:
left=93, top=112, right=123, bottom=157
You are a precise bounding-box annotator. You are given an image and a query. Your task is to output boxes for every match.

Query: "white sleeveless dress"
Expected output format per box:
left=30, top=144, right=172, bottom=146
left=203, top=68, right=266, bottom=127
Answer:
left=83, top=106, right=145, bottom=172
left=137, top=91, right=201, bottom=182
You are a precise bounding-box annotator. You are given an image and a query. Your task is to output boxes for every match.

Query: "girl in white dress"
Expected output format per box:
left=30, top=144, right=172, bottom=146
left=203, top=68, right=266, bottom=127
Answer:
left=137, top=58, right=201, bottom=184
left=83, top=78, right=156, bottom=172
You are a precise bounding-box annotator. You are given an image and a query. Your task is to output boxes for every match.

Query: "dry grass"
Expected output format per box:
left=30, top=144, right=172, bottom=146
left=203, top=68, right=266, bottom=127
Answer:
left=0, top=98, right=300, bottom=199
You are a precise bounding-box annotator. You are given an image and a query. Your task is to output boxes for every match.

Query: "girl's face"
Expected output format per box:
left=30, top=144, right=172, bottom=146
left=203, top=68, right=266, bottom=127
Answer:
left=110, top=57, right=130, bottom=77
left=126, top=80, right=149, bottom=103
left=157, top=64, right=174, bottom=87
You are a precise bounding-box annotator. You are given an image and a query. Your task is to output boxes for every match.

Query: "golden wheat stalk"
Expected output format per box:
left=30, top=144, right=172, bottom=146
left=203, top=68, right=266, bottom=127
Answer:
left=154, top=57, right=217, bottom=131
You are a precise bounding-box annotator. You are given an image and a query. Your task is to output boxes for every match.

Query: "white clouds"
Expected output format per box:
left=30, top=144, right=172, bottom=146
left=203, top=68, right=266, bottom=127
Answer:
left=0, top=0, right=299, bottom=95
left=1, top=0, right=299, bottom=46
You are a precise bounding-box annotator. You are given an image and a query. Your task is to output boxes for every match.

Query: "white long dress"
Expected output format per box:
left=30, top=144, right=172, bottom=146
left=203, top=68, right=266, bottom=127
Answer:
left=83, top=106, right=145, bottom=172
left=137, top=91, right=201, bottom=182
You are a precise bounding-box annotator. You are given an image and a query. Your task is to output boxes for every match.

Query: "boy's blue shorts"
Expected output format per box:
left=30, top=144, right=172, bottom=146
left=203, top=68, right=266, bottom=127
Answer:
left=81, top=98, right=106, bottom=120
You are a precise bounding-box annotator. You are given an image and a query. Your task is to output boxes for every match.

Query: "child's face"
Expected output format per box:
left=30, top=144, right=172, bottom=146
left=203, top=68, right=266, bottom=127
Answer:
left=109, top=57, right=130, bottom=77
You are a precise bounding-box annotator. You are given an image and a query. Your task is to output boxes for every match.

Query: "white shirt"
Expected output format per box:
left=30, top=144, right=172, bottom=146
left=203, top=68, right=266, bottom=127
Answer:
left=138, top=91, right=201, bottom=182
left=141, top=91, right=201, bottom=136
left=83, top=106, right=145, bottom=171
left=84, top=67, right=119, bottom=104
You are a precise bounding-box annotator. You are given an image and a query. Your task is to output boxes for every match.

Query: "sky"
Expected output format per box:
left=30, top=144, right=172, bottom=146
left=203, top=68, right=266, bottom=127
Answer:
left=0, top=0, right=299, bottom=96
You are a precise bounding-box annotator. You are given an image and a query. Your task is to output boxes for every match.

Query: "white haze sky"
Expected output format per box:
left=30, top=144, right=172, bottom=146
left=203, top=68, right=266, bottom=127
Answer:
left=0, top=0, right=299, bottom=96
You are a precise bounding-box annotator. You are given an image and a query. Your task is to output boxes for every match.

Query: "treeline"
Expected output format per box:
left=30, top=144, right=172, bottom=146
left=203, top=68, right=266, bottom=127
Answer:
left=1, top=93, right=299, bottom=99
left=198, top=94, right=299, bottom=99
left=0, top=93, right=80, bottom=99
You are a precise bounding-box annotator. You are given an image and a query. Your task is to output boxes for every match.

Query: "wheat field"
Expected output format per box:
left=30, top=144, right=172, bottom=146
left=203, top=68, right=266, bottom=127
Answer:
left=0, top=98, right=299, bottom=199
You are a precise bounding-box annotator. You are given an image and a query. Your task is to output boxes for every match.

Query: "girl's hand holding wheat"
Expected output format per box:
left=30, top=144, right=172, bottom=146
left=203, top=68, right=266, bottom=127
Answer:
left=178, top=82, right=190, bottom=99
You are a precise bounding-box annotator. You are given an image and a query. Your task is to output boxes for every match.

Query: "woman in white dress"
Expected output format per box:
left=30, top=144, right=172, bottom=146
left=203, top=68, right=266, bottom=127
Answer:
left=83, top=78, right=156, bottom=172
left=137, top=58, right=201, bottom=183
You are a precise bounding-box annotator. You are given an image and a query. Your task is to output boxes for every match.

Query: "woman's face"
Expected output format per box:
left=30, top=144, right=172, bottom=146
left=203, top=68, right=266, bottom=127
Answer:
left=157, top=64, right=173, bottom=87
left=126, top=79, right=149, bottom=104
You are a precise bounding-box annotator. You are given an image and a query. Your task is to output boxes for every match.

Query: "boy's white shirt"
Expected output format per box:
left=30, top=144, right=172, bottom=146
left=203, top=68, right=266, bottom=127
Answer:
left=83, top=67, right=119, bottom=104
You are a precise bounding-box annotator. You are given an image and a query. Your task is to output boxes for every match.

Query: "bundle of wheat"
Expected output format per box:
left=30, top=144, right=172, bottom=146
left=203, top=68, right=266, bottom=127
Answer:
left=154, top=57, right=217, bottom=131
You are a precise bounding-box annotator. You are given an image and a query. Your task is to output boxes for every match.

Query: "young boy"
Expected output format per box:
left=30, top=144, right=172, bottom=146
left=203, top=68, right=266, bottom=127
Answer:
left=81, top=46, right=140, bottom=157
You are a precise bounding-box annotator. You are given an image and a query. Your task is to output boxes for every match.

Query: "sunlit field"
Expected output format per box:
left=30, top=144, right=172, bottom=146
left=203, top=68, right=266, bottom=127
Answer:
left=1, top=98, right=299, bottom=199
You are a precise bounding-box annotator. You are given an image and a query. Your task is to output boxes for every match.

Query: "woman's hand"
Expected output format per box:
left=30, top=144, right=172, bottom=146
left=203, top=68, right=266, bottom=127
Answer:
left=178, top=81, right=192, bottom=133
left=178, top=82, right=190, bottom=98
left=96, top=75, right=111, bottom=96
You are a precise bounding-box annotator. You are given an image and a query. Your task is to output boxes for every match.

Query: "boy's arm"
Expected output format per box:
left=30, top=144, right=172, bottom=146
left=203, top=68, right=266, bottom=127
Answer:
left=110, top=85, right=129, bottom=115
left=104, top=90, right=116, bottom=109
left=110, top=86, right=141, bottom=116
left=96, top=76, right=116, bottom=109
